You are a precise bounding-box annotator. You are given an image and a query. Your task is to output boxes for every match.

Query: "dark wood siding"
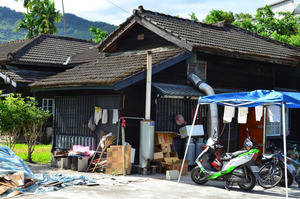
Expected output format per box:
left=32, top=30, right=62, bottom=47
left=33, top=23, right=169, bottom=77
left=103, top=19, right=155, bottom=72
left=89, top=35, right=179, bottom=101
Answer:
left=110, top=24, right=174, bottom=52
left=53, top=94, right=120, bottom=150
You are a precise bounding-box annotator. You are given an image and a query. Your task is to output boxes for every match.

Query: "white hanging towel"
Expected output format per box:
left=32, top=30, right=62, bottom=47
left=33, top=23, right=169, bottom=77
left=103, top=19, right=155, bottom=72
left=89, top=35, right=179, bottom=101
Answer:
left=238, top=107, right=248, bottom=124
left=255, top=106, right=263, bottom=121
left=94, top=106, right=102, bottom=125
left=223, top=106, right=235, bottom=123
left=102, top=109, right=108, bottom=124
left=268, top=105, right=281, bottom=122
left=112, top=109, right=119, bottom=124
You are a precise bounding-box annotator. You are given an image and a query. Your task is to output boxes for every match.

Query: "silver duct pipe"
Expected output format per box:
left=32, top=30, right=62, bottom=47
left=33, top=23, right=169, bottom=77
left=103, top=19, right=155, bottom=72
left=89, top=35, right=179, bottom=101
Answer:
left=145, top=51, right=152, bottom=120
left=188, top=73, right=218, bottom=138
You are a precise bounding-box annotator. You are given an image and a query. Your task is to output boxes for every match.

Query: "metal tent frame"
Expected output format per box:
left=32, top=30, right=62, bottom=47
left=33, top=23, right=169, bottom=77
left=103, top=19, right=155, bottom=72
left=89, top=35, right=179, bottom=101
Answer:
left=178, top=90, right=300, bottom=199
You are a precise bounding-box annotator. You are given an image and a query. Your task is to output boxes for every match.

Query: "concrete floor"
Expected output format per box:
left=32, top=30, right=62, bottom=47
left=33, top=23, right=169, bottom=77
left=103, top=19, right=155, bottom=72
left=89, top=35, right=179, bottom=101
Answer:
left=15, top=163, right=300, bottom=199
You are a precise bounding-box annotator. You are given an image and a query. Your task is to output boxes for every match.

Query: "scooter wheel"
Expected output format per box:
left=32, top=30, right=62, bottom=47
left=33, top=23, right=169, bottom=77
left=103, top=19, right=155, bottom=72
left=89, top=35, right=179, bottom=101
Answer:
left=278, top=162, right=293, bottom=187
left=191, top=166, right=208, bottom=185
left=238, top=167, right=256, bottom=191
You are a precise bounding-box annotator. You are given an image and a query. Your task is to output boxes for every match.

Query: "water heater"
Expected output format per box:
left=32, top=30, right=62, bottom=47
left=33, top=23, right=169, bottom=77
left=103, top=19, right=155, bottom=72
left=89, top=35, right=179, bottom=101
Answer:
left=139, top=120, right=155, bottom=168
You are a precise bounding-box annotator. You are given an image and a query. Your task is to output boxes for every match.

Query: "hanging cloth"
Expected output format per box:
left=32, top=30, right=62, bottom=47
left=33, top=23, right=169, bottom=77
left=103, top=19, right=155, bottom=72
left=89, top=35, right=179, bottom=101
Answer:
left=94, top=106, right=102, bottom=125
left=255, top=106, right=263, bottom=121
left=102, top=109, right=108, bottom=124
left=112, top=109, right=119, bottom=124
left=268, top=105, right=281, bottom=122
left=223, top=106, right=235, bottom=123
left=238, top=107, right=248, bottom=124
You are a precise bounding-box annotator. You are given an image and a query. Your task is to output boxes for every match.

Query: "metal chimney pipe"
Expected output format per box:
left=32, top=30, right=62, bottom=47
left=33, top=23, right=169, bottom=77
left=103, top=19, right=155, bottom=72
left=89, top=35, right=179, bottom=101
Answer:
left=145, top=51, right=152, bottom=120
left=188, top=73, right=219, bottom=138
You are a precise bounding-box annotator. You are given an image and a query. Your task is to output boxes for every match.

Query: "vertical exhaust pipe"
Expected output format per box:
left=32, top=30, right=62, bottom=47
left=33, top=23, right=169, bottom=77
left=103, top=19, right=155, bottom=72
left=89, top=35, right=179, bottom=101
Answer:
left=145, top=51, right=152, bottom=120
left=188, top=73, right=218, bottom=138
left=139, top=51, right=155, bottom=170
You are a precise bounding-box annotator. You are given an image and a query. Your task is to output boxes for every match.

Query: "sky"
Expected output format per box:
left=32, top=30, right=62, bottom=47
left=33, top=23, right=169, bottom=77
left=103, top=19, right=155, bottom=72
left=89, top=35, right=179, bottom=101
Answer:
left=0, top=0, right=278, bottom=25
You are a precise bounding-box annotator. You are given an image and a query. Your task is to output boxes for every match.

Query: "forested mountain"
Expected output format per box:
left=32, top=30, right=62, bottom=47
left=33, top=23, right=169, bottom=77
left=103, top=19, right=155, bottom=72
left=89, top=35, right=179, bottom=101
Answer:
left=0, top=6, right=117, bottom=43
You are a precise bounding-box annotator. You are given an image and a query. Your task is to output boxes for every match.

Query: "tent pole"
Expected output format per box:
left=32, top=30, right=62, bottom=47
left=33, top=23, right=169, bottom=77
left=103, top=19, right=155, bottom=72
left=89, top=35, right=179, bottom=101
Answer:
left=282, top=102, right=288, bottom=199
left=227, top=123, right=230, bottom=153
left=178, top=103, right=200, bottom=183
left=263, top=106, right=267, bottom=154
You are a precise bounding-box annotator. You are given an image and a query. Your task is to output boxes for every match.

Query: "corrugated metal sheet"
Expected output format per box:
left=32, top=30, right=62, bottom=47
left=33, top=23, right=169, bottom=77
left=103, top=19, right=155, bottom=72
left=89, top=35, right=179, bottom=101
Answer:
left=152, top=82, right=204, bottom=97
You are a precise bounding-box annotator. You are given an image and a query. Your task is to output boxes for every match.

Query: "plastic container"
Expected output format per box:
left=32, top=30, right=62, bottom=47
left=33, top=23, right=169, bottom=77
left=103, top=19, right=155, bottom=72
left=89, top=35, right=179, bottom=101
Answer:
left=185, top=139, right=195, bottom=165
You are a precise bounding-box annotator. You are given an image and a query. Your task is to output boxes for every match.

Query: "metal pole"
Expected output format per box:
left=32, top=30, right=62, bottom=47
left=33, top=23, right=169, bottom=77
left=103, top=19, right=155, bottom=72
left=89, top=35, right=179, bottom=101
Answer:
left=122, top=125, right=126, bottom=176
left=61, top=0, right=67, bottom=36
left=227, top=123, right=230, bottom=153
left=282, top=103, right=288, bottom=199
left=145, top=51, right=152, bottom=120
left=178, top=103, right=200, bottom=183
left=263, top=106, right=267, bottom=154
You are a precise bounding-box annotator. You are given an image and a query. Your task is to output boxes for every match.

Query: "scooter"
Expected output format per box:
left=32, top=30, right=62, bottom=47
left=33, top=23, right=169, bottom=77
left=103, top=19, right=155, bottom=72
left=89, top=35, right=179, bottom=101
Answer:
left=191, top=128, right=260, bottom=191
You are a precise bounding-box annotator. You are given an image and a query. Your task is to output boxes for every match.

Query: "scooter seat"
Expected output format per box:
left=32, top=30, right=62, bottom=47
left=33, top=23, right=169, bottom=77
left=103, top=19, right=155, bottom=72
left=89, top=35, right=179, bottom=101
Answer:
left=220, top=150, right=248, bottom=161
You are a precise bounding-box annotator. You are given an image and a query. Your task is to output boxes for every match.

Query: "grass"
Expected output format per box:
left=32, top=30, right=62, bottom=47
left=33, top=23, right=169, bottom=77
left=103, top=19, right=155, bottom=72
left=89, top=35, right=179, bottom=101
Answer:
left=12, top=143, right=52, bottom=164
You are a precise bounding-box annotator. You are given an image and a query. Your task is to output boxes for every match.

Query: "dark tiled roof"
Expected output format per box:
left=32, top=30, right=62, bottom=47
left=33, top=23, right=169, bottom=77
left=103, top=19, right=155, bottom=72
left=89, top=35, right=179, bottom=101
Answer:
left=0, top=67, right=56, bottom=84
left=0, top=37, right=35, bottom=62
left=30, top=47, right=186, bottom=87
left=0, top=35, right=96, bottom=65
left=68, top=46, right=100, bottom=65
left=99, top=7, right=300, bottom=63
left=152, top=82, right=204, bottom=97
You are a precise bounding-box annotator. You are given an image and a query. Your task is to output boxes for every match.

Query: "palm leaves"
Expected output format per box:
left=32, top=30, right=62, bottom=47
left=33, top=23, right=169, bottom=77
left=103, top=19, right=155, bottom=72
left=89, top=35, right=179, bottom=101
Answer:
left=15, top=0, right=62, bottom=38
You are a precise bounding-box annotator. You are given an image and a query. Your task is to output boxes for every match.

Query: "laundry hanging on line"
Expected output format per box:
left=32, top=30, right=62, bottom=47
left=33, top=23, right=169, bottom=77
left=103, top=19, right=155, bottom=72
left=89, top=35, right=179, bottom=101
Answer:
left=112, top=109, right=119, bottom=124
left=255, top=106, right=263, bottom=121
left=102, top=109, right=108, bottom=124
left=94, top=106, right=102, bottom=125
left=223, top=106, right=235, bottom=123
left=238, top=107, right=248, bottom=124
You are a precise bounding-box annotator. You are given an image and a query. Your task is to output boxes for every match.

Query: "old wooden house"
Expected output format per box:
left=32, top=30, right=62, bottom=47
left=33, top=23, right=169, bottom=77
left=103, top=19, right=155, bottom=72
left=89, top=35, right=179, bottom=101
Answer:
left=0, top=34, right=96, bottom=142
left=29, top=6, right=300, bottom=163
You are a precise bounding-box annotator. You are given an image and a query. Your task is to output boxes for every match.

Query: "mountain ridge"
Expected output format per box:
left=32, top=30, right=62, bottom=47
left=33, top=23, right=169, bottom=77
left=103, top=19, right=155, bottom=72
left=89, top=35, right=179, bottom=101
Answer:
left=0, top=6, right=117, bottom=43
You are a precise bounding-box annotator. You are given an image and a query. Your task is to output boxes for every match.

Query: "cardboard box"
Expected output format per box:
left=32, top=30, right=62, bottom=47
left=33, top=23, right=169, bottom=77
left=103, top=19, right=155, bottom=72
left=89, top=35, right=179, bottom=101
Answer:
left=164, top=157, right=179, bottom=164
left=163, top=152, right=178, bottom=158
left=160, top=144, right=171, bottom=152
left=155, top=133, right=173, bottom=145
left=154, top=152, right=164, bottom=161
left=179, top=125, right=204, bottom=137
left=172, top=159, right=190, bottom=175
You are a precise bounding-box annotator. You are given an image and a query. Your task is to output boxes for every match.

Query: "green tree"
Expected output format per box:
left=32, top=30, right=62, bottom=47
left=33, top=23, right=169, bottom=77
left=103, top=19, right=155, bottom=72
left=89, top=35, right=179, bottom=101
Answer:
left=21, top=97, right=50, bottom=162
left=189, top=12, right=199, bottom=22
left=0, top=94, right=24, bottom=149
left=89, top=26, right=108, bottom=43
left=15, top=0, right=61, bottom=38
left=202, top=5, right=300, bottom=46
left=0, top=93, right=50, bottom=161
left=202, top=9, right=235, bottom=24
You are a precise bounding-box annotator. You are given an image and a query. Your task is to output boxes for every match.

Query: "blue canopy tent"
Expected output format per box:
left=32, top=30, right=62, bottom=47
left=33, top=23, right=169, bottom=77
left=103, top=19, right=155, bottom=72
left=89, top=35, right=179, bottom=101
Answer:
left=178, top=90, right=300, bottom=198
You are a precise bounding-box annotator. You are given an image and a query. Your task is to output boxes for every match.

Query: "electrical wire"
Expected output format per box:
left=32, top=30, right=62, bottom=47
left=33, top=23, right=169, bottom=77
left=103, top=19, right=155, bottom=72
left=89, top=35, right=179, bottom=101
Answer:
left=105, top=0, right=131, bottom=15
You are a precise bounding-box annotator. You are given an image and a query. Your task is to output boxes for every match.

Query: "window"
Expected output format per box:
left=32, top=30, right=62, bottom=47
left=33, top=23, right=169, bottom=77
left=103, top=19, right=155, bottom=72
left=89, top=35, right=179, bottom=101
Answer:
left=267, top=108, right=289, bottom=136
left=42, top=98, right=55, bottom=114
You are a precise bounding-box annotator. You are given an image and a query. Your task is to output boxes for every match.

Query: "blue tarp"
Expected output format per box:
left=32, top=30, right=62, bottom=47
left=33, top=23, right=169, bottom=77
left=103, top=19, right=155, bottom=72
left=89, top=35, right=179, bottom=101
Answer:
left=197, top=90, right=300, bottom=108
left=0, top=145, right=34, bottom=178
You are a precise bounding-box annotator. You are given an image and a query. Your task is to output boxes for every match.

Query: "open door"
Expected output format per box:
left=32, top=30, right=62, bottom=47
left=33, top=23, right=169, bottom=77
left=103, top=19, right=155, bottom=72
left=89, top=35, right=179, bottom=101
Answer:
left=238, top=108, right=265, bottom=162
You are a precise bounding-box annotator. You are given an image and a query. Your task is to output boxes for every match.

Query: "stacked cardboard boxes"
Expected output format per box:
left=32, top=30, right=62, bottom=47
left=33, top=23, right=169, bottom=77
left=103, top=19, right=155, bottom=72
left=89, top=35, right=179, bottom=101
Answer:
left=153, top=132, right=190, bottom=175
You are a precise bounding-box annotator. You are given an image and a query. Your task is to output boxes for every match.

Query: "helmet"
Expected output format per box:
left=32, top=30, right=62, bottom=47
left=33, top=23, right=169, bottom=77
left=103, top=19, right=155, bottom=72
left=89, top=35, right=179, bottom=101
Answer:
left=243, top=137, right=257, bottom=149
left=211, top=157, right=222, bottom=170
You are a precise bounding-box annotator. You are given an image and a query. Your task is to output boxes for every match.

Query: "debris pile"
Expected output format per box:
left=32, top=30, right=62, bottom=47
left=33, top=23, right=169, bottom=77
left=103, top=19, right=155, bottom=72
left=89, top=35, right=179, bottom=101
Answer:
left=0, top=145, right=36, bottom=197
